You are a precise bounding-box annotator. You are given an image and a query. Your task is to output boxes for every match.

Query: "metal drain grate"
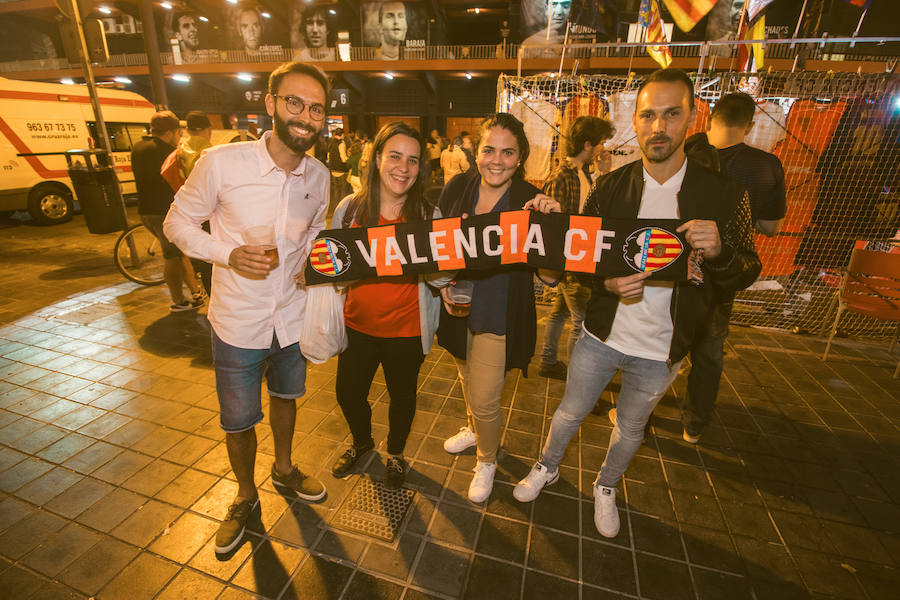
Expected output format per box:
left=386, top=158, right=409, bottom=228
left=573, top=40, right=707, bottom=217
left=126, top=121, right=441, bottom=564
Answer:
left=330, top=476, right=416, bottom=542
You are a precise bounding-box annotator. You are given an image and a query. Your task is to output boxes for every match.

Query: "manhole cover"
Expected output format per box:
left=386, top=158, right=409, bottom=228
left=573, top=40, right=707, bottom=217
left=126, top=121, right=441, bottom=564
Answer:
left=330, top=476, right=415, bottom=542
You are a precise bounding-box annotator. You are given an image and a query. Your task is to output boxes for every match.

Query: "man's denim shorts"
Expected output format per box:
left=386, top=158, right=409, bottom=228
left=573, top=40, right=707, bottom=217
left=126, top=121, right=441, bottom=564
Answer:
left=211, top=330, right=307, bottom=433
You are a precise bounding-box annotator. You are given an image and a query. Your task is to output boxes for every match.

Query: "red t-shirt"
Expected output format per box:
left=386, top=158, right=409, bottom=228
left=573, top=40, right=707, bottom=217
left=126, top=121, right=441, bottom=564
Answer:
left=344, top=214, right=420, bottom=338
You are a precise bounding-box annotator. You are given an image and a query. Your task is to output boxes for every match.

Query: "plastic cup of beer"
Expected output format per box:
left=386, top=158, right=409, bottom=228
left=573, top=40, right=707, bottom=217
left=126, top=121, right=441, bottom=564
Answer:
left=446, top=280, right=474, bottom=317
left=244, top=225, right=279, bottom=268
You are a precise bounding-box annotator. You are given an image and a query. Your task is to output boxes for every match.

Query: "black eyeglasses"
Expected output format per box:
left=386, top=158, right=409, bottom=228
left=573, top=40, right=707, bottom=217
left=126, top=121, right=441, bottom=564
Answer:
left=273, top=95, right=326, bottom=120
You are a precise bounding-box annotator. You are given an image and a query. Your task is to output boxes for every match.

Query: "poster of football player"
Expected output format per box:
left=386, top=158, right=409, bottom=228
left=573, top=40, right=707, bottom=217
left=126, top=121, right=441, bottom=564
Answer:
left=521, top=0, right=571, bottom=45
left=226, top=2, right=287, bottom=53
left=290, top=2, right=337, bottom=61
left=165, top=9, right=215, bottom=63
left=360, top=1, right=426, bottom=60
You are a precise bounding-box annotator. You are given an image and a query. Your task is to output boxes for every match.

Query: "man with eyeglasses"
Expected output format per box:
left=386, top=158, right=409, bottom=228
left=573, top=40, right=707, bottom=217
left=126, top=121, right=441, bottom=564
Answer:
left=165, top=62, right=331, bottom=556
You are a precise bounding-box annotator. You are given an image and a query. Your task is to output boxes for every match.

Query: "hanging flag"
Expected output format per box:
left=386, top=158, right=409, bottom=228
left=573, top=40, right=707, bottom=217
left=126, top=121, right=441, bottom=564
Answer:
left=737, top=0, right=773, bottom=72
left=746, top=0, right=777, bottom=22
left=661, top=0, right=716, bottom=33
left=842, top=0, right=872, bottom=8
left=639, top=0, right=672, bottom=69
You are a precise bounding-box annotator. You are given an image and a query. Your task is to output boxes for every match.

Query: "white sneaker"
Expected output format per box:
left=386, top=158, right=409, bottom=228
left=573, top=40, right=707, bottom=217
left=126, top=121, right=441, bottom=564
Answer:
left=468, top=461, right=496, bottom=503
left=443, top=426, right=476, bottom=454
left=593, top=484, right=620, bottom=538
left=513, top=462, right=559, bottom=502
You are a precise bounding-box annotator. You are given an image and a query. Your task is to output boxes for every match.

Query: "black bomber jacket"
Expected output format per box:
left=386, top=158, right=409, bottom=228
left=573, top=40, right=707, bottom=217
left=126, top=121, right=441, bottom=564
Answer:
left=582, top=158, right=761, bottom=365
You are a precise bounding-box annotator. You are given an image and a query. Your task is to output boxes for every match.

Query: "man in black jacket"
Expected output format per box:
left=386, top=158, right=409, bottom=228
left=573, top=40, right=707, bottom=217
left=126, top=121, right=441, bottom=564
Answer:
left=680, top=93, right=787, bottom=444
left=513, top=69, right=760, bottom=539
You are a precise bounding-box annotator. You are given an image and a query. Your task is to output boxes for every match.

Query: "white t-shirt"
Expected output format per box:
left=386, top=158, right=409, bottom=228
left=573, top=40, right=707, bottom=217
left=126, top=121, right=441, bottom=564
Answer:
left=509, top=99, right=560, bottom=182
left=599, top=159, right=686, bottom=362
left=606, top=90, right=641, bottom=172
left=745, top=100, right=787, bottom=153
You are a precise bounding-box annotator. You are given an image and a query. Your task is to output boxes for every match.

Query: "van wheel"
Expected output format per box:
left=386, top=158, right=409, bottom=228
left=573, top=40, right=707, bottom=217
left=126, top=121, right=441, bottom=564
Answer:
left=28, top=184, right=73, bottom=225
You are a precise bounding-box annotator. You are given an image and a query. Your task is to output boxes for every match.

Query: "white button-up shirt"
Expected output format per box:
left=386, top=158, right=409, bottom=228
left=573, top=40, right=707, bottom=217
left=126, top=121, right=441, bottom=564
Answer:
left=164, top=132, right=329, bottom=349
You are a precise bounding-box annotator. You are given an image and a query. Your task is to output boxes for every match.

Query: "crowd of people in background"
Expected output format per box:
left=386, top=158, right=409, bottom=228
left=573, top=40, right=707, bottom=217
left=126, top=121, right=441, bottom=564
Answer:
left=129, top=59, right=780, bottom=558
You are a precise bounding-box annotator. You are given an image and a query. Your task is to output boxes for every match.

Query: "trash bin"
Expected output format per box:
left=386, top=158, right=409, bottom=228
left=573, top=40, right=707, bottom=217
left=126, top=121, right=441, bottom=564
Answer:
left=65, top=150, right=127, bottom=234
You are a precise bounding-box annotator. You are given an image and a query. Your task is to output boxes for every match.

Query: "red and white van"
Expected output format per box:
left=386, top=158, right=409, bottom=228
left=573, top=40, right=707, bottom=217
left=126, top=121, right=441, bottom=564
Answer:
left=0, top=76, right=155, bottom=224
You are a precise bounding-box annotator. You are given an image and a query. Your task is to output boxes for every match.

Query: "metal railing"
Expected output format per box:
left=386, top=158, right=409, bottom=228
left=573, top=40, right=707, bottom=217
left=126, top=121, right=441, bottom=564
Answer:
left=1, top=38, right=897, bottom=76
left=516, top=36, right=900, bottom=76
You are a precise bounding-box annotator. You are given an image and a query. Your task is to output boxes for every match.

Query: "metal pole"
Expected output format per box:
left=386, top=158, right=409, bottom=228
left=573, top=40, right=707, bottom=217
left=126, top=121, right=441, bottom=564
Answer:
left=68, top=0, right=128, bottom=224
left=850, top=5, right=869, bottom=48
left=138, top=0, right=169, bottom=109
left=696, top=41, right=709, bottom=80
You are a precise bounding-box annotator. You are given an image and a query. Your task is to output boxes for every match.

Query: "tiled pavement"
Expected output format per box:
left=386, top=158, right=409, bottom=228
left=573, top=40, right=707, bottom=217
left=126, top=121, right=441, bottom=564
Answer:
left=1, top=211, right=899, bottom=600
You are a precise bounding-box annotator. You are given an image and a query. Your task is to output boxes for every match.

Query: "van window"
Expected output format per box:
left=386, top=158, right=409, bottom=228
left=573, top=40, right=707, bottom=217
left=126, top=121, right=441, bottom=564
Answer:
left=86, top=122, right=150, bottom=152
left=107, top=123, right=132, bottom=152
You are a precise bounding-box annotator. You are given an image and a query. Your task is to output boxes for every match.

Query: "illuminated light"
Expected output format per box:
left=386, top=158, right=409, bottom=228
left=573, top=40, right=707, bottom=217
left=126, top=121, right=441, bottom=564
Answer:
left=98, top=6, right=111, bottom=14
left=61, top=78, right=75, bottom=85
left=895, top=96, right=900, bottom=109
left=160, top=2, right=172, bottom=9
left=114, top=76, right=132, bottom=84
left=236, top=73, right=253, bottom=82
left=199, top=16, right=208, bottom=22
left=227, top=0, right=238, bottom=4
left=172, top=74, right=191, bottom=83
left=329, top=9, right=336, bottom=15
left=466, top=72, right=473, bottom=80
left=261, top=12, right=270, bottom=18
left=475, top=8, right=480, bottom=14
left=384, top=72, right=394, bottom=80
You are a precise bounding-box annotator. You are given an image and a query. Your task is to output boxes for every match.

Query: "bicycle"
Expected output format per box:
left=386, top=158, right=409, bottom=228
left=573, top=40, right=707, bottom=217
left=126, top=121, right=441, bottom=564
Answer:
left=114, top=223, right=165, bottom=285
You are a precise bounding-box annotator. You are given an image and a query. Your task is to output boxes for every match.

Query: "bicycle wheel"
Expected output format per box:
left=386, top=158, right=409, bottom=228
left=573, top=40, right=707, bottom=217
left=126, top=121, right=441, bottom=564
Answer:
left=114, top=223, right=166, bottom=285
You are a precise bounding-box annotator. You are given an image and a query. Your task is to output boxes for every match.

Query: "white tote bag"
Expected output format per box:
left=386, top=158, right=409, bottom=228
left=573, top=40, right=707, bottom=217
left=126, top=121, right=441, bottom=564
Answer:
left=299, top=284, right=347, bottom=364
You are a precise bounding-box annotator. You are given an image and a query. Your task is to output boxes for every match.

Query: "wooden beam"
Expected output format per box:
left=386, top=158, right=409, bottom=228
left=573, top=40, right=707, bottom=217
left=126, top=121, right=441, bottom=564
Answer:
left=0, top=0, right=57, bottom=14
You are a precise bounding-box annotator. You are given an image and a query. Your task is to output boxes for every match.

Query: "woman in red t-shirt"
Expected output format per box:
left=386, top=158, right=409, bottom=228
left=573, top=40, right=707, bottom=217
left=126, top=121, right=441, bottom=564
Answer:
left=330, top=122, right=450, bottom=489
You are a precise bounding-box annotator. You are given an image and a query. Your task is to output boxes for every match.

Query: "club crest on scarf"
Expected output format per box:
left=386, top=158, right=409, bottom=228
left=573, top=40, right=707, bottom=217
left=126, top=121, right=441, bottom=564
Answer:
left=309, top=238, right=351, bottom=277
left=623, top=227, right=683, bottom=273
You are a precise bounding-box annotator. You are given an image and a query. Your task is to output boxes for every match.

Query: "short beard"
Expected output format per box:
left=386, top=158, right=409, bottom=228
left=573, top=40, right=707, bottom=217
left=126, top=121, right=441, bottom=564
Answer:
left=274, top=112, right=317, bottom=155
left=641, top=135, right=678, bottom=164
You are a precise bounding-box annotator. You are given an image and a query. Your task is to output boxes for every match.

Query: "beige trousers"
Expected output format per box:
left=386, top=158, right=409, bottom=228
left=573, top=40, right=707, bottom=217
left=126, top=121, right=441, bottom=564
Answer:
left=453, top=330, right=507, bottom=463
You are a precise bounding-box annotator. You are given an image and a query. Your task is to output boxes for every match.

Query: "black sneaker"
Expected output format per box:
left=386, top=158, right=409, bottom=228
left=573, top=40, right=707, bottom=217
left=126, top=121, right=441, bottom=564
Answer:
left=538, top=361, right=567, bottom=380
left=384, top=456, right=408, bottom=490
left=271, top=464, right=327, bottom=502
left=214, top=497, right=258, bottom=555
left=190, top=292, right=205, bottom=309
left=331, top=442, right=374, bottom=478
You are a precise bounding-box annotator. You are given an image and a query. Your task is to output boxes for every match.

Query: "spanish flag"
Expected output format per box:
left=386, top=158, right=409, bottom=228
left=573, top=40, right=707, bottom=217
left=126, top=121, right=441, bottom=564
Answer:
left=661, top=0, right=716, bottom=33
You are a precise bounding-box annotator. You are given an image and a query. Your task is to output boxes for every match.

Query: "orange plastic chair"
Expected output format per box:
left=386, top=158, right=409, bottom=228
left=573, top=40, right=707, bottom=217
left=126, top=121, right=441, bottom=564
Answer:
left=822, top=247, right=900, bottom=378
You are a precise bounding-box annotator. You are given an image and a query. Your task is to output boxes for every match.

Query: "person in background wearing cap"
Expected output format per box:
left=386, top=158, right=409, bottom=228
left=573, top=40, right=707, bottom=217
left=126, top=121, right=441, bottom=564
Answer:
left=132, top=111, right=204, bottom=312
left=167, top=111, right=214, bottom=297
left=179, top=111, right=213, bottom=180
